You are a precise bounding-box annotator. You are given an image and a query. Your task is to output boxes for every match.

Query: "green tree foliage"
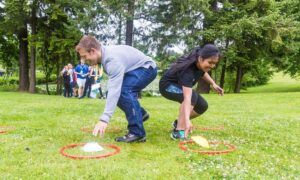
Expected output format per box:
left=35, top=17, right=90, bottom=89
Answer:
left=213, top=0, right=299, bottom=92
left=34, top=1, right=82, bottom=94
left=151, top=0, right=299, bottom=93
left=0, top=2, right=18, bottom=72
left=0, top=0, right=87, bottom=94
left=0, top=35, right=18, bottom=72
left=271, top=0, right=300, bottom=77
left=0, top=0, right=299, bottom=94
left=1, top=0, right=30, bottom=91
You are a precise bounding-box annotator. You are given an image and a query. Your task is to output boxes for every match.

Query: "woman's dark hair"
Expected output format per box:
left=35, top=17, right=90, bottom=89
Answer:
left=170, top=44, right=220, bottom=74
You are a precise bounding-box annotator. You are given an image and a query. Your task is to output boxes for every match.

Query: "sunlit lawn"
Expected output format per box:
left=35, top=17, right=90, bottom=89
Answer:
left=0, top=73, right=299, bottom=179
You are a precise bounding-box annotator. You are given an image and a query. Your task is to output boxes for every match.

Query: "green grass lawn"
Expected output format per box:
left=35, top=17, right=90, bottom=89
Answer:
left=1, top=72, right=300, bottom=179
left=0, top=91, right=299, bottom=179
left=243, top=72, right=300, bottom=93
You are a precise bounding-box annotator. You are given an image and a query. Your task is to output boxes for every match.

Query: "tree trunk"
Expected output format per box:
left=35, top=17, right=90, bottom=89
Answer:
left=118, top=12, right=122, bottom=44
left=29, top=45, right=36, bottom=93
left=45, top=73, right=50, bottom=95
left=29, top=3, right=37, bottom=93
left=125, top=0, right=135, bottom=46
left=56, top=56, right=63, bottom=95
left=219, top=59, right=226, bottom=88
left=214, top=66, right=218, bottom=82
left=234, top=65, right=243, bottom=93
left=125, top=0, right=141, bottom=97
left=219, top=40, right=229, bottom=89
left=18, top=26, right=29, bottom=92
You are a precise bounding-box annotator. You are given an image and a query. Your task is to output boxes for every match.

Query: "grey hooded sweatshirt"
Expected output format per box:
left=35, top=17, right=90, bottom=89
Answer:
left=99, top=45, right=156, bottom=123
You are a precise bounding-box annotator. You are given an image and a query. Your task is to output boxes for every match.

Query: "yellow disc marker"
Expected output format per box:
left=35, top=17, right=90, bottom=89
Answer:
left=191, top=136, right=210, bottom=148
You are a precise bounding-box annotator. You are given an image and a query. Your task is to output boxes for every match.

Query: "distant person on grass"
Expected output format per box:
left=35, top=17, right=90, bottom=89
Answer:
left=68, top=63, right=77, bottom=97
left=159, top=44, right=224, bottom=140
left=61, top=65, right=71, bottom=98
left=82, top=66, right=94, bottom=98
left=75, top=59, right=89, bottom=98
left=89, top=64, right=105, bottom=99
left=75, top=35, right=157, bottom=143
left=94, top=64, right=105, bottom=99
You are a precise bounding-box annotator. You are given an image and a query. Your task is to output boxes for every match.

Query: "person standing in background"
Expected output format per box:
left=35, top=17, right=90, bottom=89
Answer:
left=62, top=65, right=71, bottom=97
left=67, top=63, right=76, bottom=97
left=75, top=59, right=89, bottom=99
left=95, top=64, right=105, bottom=99
left=82, top=66, right=94, bottom=98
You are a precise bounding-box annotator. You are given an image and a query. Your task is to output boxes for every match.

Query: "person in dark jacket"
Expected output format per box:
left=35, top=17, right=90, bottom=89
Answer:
left=159, top=44, right=224, bottom=140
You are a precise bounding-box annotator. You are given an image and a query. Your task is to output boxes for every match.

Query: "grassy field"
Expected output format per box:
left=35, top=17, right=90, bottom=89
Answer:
left=0, top=74, right=299, bottom=179
left=243, top=72, right=300, bottom=93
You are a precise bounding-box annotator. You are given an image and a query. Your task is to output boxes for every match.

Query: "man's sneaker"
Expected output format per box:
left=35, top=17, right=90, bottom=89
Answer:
left=115, top=133, right=146, bottom=143
left=170, top=129, right=185, bottom=140
left=142, top=112, right=150, bottom=122
left=172, top=120, right=178, bottom=129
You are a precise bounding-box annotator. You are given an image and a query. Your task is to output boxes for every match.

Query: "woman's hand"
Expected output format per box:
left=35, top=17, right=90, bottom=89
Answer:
left=212, top=83, right=224, bottom=96
left=184, top=120, right=193, bottom=138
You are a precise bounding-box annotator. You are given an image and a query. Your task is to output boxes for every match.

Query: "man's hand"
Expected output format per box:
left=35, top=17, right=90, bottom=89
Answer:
left=212, top=83, right=224, bottom=96
left=92, top=121, right=108, bottom=137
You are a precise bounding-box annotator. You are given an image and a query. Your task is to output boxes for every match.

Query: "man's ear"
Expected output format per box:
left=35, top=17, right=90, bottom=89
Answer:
left=90, top=48, right=95, bottom=54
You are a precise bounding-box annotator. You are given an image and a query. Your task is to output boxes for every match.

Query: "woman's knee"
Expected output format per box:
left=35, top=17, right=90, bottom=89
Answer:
left=194, top=98, right=208, bottom=114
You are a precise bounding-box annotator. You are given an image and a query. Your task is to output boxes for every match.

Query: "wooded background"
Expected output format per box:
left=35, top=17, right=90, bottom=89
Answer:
left=0, top=0, right=299, bottom=94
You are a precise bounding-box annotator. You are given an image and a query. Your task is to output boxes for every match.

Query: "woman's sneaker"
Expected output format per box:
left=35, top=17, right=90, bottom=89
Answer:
left=170, top=129, right=185, bottom=140
left=172, top=120, right=178, bottom=129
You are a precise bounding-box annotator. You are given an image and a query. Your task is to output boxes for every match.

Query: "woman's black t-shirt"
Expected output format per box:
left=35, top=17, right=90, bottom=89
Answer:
left=161, top=64, right=205, bottom=88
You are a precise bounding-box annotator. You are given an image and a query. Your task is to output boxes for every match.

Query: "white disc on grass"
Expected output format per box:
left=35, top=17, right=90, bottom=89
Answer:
left=82, top=142, right=104, bottom=152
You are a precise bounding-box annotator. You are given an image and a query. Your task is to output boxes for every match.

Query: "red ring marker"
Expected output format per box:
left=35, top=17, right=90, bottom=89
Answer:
left=60, top=143, right=121, bottom=159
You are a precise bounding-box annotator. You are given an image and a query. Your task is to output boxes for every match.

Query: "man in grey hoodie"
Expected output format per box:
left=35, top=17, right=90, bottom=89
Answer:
left=76, top=35, right=157, bottom=143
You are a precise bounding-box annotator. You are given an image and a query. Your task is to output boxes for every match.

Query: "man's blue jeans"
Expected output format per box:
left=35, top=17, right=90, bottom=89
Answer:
left=117, top=66, right=157, bottom=137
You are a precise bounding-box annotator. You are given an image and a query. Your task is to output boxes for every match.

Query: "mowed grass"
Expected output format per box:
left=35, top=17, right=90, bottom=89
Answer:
left=244, top=72, right=300, bottom=93
left=0, top=74, right=300, bottom=179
